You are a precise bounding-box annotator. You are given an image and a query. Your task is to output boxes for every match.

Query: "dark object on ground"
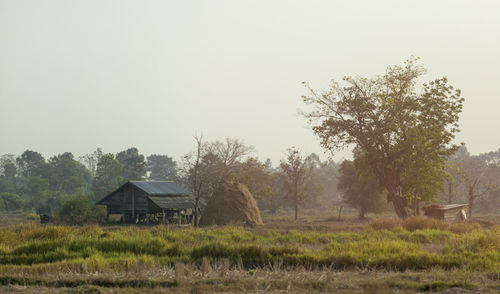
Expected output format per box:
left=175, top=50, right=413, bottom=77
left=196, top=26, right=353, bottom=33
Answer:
left=422, top=204, right=469, bottom=223
left=39, top=214, right=52, bottom=224
left=199, top=181, right=263, bottom=226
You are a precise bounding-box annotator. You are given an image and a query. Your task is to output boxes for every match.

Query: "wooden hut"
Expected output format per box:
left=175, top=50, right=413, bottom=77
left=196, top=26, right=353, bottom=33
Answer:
left=422, top=204, right=469, bottom=223
left=96, top=181, right=200, bottom=224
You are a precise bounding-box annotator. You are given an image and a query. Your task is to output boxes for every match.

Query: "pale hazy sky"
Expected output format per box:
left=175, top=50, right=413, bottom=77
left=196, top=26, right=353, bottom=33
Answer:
left=1, top=0, right=499, bottom=164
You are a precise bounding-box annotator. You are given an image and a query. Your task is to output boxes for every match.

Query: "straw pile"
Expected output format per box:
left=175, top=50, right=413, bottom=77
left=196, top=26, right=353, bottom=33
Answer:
left=199, top=181, right=263, bottom=226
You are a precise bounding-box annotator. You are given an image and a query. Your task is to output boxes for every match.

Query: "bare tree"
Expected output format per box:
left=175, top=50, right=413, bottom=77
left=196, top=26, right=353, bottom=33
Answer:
left=454, top=149, right=498, bottom=218
left=280, top=147, right=312, bottom=221
left=182, top=136, right=254, bottom=226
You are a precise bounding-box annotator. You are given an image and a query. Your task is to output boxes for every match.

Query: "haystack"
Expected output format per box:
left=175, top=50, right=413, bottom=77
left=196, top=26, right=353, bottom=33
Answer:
left=199, top=181, right=263, bottom=226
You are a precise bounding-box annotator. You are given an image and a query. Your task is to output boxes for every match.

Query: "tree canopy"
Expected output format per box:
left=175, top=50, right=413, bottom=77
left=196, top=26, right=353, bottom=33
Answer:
left=302, top=58, right=464, bottom=217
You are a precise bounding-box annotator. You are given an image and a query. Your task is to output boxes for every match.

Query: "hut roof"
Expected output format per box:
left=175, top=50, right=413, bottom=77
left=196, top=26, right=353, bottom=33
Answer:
left=422, top=204, right=468, bottom=211
left=96, top=181, right=192, bottom=205
left=148, top=195, right=196, bottom=210
left=129, top=181, right=191, bottom=195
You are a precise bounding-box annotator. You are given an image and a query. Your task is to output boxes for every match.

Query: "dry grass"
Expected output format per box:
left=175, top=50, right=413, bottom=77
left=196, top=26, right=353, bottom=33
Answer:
left=369, top=216, right=483, bottom=233
left=0, top=265, right=498, bottom=293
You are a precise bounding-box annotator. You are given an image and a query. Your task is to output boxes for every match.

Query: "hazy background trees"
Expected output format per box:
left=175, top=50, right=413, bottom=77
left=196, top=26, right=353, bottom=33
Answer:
left=1, top=140, right=499, bottom=221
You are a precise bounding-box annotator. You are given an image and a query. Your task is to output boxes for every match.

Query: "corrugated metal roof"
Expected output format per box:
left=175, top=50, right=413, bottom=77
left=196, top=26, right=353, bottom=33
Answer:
left=148, top=195, right=197, bottom=210
left=422, top=204, right=469, bottom=211
left=129, top=181, right=191, bottom=195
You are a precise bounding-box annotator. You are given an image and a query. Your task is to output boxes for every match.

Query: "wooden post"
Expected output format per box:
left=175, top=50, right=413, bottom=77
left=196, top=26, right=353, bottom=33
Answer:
left=132, top=189, right=135, bottom=218
left=162, top=209, right=165, bottom=225
left=178, top=209, right=181, bottom=225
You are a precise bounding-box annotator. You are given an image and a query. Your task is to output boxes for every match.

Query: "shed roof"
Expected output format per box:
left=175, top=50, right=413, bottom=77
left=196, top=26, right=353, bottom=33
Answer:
left=422, top=204, right=468, bottom=211
left=148, top=195, right=196, bottom=210
left=129, top=181, right=191, bottom=195
left=96, top=181, right=192, bottom=205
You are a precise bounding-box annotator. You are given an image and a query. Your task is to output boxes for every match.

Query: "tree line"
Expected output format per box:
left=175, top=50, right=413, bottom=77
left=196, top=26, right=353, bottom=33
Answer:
left=1, top=57, right=499, bottom=222
left=0, top=141, right=342, bottom=223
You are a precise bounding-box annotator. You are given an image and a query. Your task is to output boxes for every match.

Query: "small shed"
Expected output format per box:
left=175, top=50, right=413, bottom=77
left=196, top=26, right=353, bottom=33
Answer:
left=422, top=204, right=469, bottom=223
left=96, top=181, right=201, bottom=224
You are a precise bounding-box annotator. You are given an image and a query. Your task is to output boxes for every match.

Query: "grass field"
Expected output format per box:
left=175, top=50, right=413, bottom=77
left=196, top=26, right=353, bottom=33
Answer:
left=0, top=210, right=499, bottom=293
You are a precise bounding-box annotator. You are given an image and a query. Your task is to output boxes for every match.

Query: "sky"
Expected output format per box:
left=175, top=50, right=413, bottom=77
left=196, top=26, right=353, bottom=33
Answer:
left=1, top=0, right=499, bottom=165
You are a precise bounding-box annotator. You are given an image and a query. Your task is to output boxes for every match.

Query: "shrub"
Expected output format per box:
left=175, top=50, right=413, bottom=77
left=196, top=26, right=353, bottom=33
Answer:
left=369, top=218, right=400, bottom=230
left=448, top=222, right=481, bottom=234
left=402, top=216, right=449, bottom=231
left=56, top=195, right=106, bottom=225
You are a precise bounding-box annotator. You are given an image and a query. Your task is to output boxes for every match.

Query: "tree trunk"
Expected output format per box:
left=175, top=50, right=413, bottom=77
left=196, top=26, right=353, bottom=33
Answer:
left=294, top=202, right=298, bottom=221
left=389, top=188, right=408, bottom=218
left=193, top=197, right=199, bottom=226
left=468, top=187, right=474, bottom=219
left=359, top=207, right=365, bottom=219
left=448, top=181, right=453, bottom=204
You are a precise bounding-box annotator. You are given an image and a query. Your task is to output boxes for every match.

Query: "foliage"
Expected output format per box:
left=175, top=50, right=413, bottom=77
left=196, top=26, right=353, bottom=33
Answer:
left=233, top=157, right=275, bottom=205
left=302, top=57, right=464, bottom=218
left=337, top=160, right=387, bottom=218
left=56, top=195, right=106, bottom=225
left=47, top=153, right=91, bottom=195
left=146, top=154, right=178, bottom=181
left=0, top=192, right=23, bottom=211
left=452, top=146, right=500, bottom=217
left=279, top=147, right=316, bottom=220
left=91, top=153, right=123, bottom=202
left=16, top=150, right=47, bottom=178
left=116, top=147, right=146, bottom=179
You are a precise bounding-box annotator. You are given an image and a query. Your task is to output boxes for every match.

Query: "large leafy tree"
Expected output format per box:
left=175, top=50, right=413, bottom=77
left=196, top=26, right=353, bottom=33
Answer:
left=116, top=147, right=146, bottom=179
left=146, top=154, right=178, bottom=181
left=302, top=58, right=464, bottom=218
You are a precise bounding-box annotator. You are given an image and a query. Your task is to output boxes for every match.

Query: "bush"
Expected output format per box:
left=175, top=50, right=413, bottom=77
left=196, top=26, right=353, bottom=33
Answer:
left=369, top=218, right=400, bottom=230
left=56, top=195, right=106, bottom=225
left=402, top=216, right=449, bottom=231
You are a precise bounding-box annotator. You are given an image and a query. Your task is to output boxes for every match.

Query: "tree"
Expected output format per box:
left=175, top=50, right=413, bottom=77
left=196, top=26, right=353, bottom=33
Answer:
left=79, top=148, right=103, bottom=177
left=47, top=152, right=91, bottom=195
left=0, top=155, right=17, bottom=193
left=146, top=154, right=178, bottom=180
left=91, top=153, right=123, bottom=202
left=16, top=150, right=47, bottom=178
left=22, top=176, right=50, bottom=208
left=280, top=147, right=313, bottom=221
left=182, top=136, right=254, bottom=226
left=337, top=160, right=386, bottom=219
left=453, top=147, right=499, bottom=218
left=233, top=157, right=275, bottom=205
left=116, top=148, right=146, bottom=179
left=302, top=57, right=464, bottom=218
left=0, top=192, right=23, bottom=211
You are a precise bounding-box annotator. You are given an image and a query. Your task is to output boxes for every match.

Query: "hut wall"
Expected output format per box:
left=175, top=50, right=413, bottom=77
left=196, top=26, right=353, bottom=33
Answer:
left=122, top=186, right=148, bottom=215
left=443, top=208, right=464, bottom=223
left=424, top=210, right=445, bottom=219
